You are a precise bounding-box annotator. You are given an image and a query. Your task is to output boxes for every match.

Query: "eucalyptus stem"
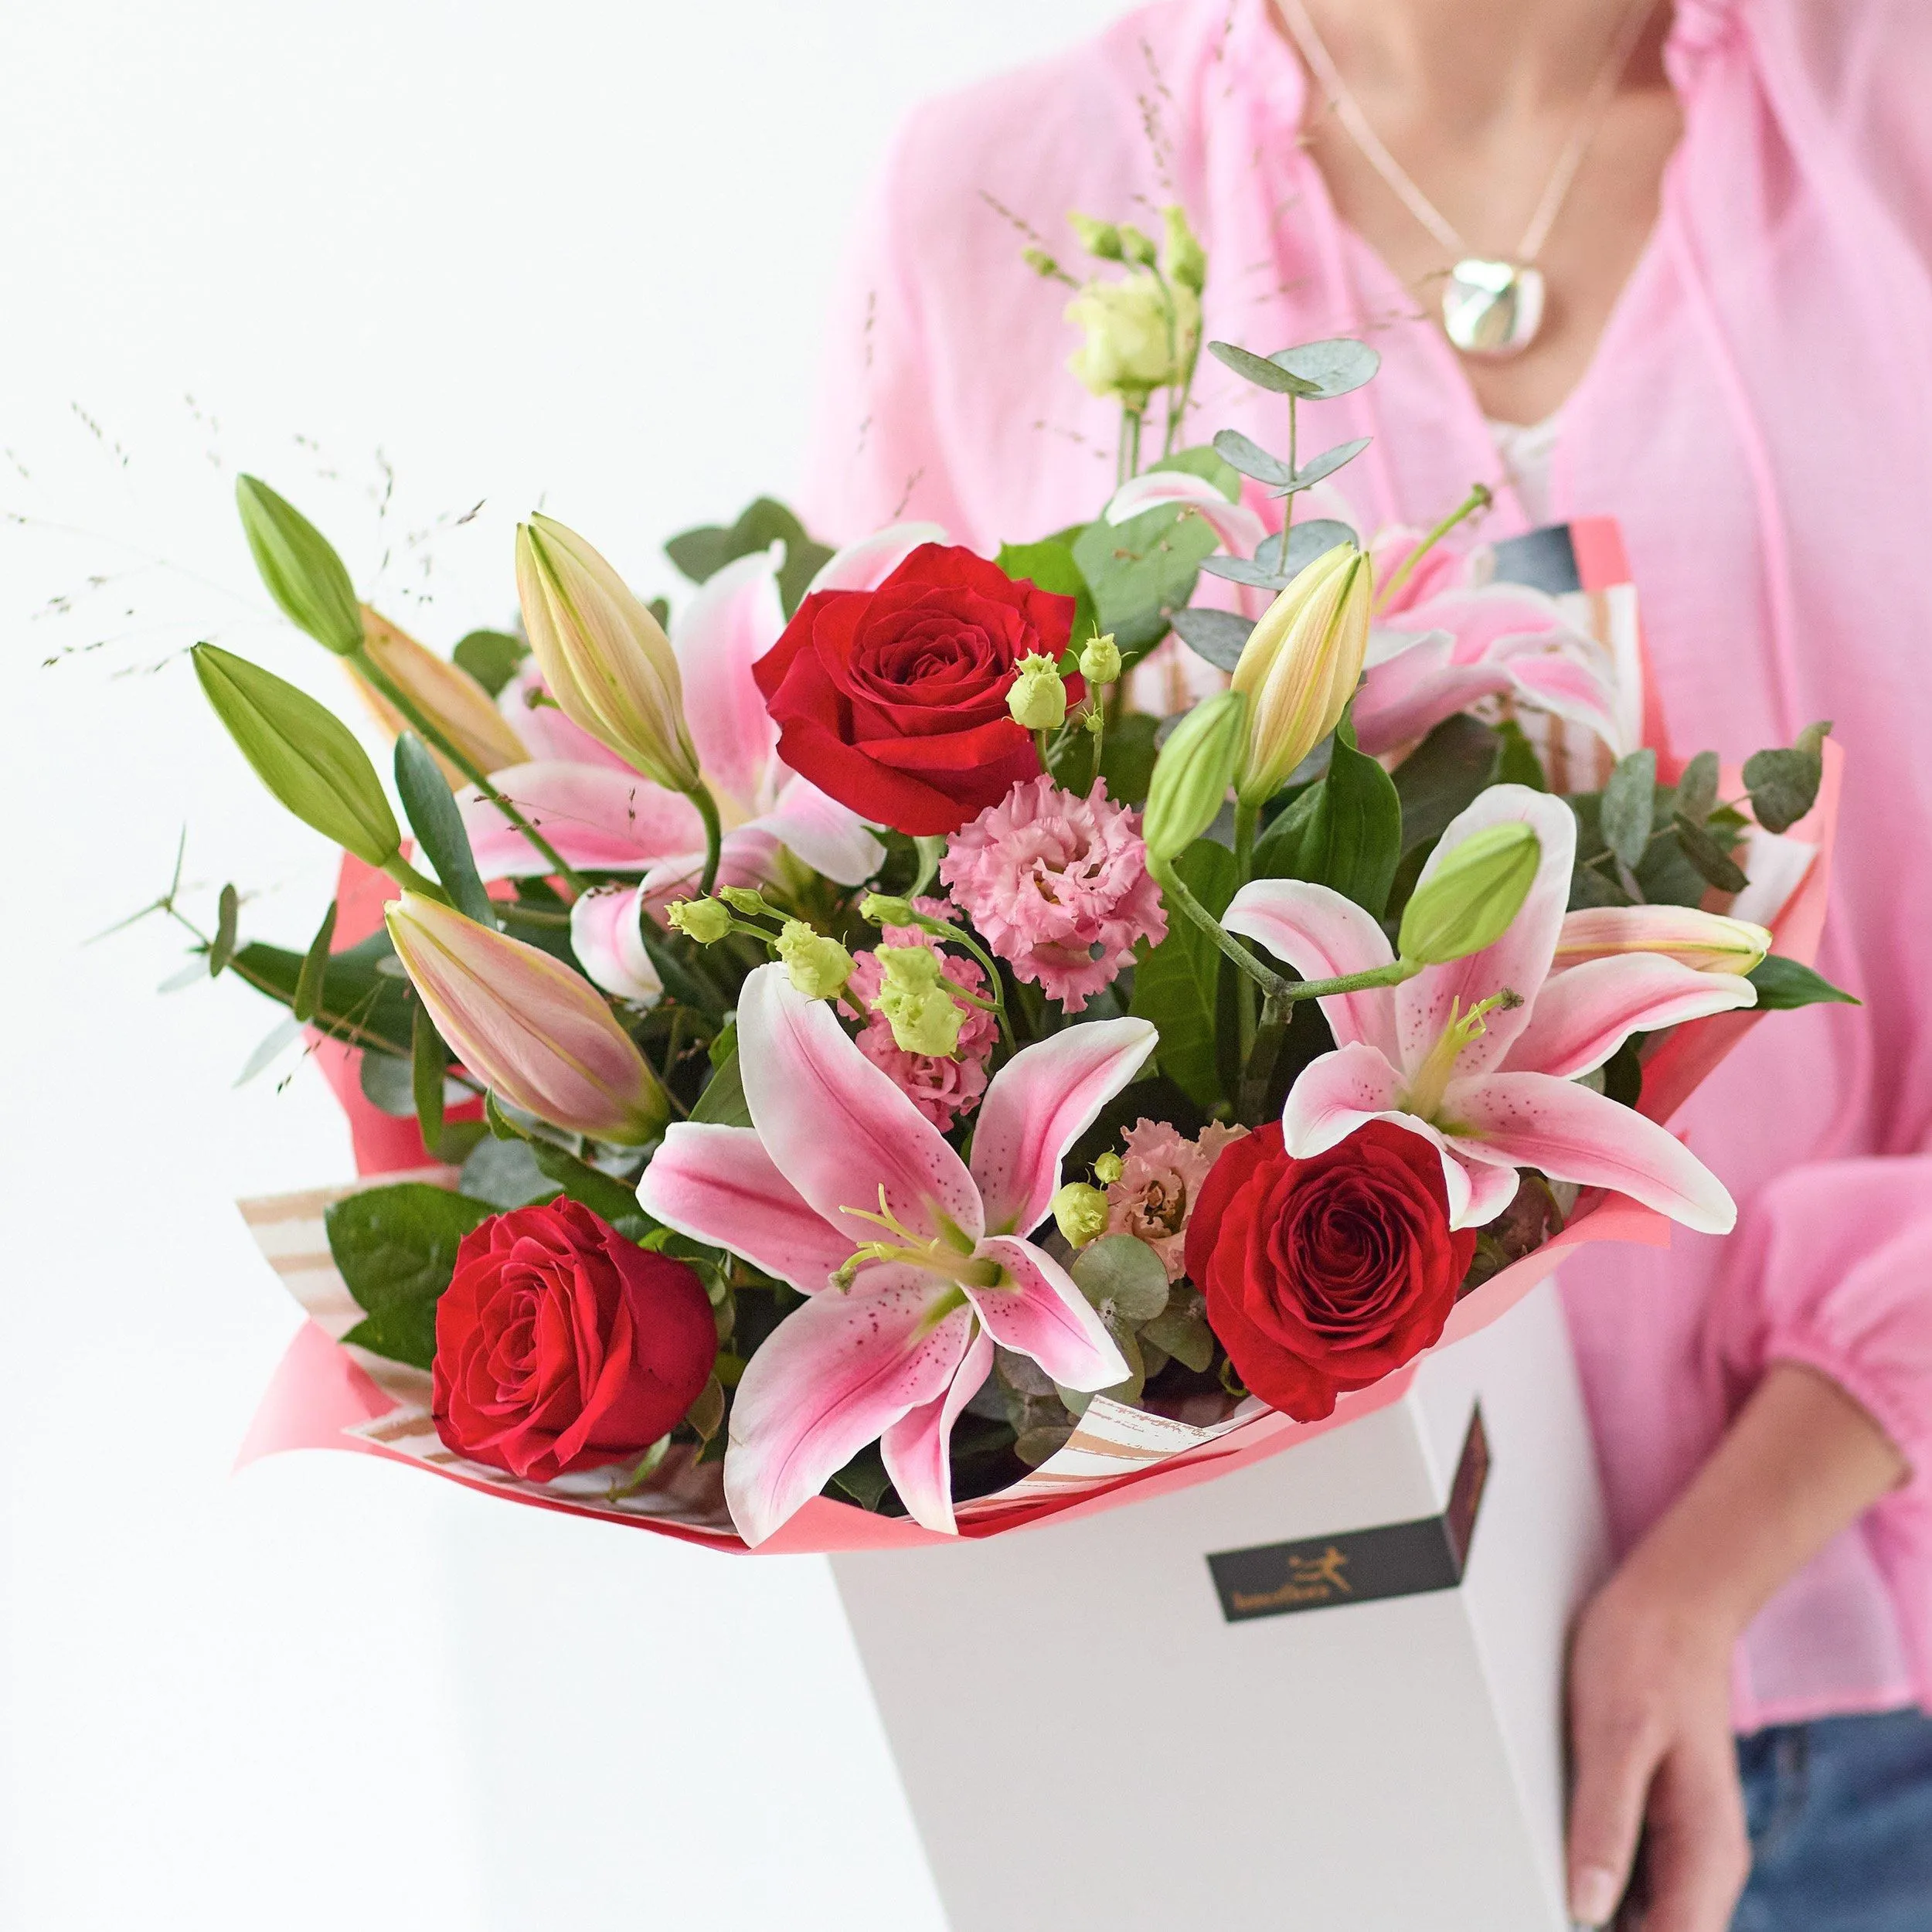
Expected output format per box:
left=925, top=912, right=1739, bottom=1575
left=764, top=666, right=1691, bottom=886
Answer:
left=1374, top=482, right=1494, bottom=614
left=688, top=782, right=724, bottom=897
left=1284, top=394, right=1299, bottom=538
left=353, top=648, right=591, bottom=898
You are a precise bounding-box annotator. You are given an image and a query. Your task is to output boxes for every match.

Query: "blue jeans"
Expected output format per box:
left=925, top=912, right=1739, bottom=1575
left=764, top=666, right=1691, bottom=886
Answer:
left=1731, top=1709, right=1932, bottom=1930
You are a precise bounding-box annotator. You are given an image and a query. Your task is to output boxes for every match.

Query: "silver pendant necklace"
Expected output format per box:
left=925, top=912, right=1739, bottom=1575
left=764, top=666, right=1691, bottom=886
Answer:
left=1277, top=0, right=1656, bottom=360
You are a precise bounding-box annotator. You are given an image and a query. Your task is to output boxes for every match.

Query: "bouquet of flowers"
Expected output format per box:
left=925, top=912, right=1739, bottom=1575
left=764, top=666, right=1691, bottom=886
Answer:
left=167, top=207, right=1849, bottom=1553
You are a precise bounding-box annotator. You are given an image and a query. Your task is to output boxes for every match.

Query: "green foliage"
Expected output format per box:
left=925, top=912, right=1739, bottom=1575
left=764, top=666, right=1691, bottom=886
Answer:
left=995, top=539, right=1099, bottom=658
left=412, top=1000, right=447, bottom=1150
left=1252, top=717, right=1401, bottom=917
left=1131, top=839, right=1236, bottom=1110
left=663, top=498, right=833, bottom=618
left=234, top=474, right=363, bottom=657
left=1743, top=722, right=1830, bottom=834
left=1390, top=715, right=1503, bottom=852
left=451, top=628, right=529, bottom=697
left=689, top=1029, right=753, bottom=1128
left=1747, top=956, right=1859, bottom=1011
left=292, top=900, right=338, bottom=1022
left=1098, top=710, right=1160, bottom=807
left=325, top=1183, right=496, bottom=1368
left=231, top=928, right=414, bottom=1057
left=1070, top=1236, right=1170, bottom=1324
left=393, top=733, right=495, bottom=926
left=209, top=883, right=240, bottom=978
left=458, top=1134, right=564, bottom=1209
left=528, top=1141, right=655, bottom=1240
left=1071, top=450, right=1233, bottom=658
left=1600, top=750, right=1658, bottom=871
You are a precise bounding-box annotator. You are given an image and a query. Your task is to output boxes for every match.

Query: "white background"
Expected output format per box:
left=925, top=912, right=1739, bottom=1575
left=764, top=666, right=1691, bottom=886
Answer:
left=0, top=5, right=1127, bottom=1925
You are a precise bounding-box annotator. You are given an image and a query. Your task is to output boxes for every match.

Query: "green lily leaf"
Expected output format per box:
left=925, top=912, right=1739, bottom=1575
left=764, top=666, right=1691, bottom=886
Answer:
left=1747, top=956, right=1859, bottom=1011
left=1131, top=838, right=1237, bottom=1111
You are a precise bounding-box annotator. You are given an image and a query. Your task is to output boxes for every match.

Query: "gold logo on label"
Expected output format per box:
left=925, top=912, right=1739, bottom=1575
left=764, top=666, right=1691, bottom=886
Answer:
left=1228, top=1544, right=1352, bottom=1614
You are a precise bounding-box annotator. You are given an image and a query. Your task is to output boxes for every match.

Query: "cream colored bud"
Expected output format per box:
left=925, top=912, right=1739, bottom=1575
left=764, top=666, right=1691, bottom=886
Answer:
left=1079, top=631, right=1122, bottom=685
left=1052, top=1182, right=1111, bottom=1249
left=777, top=920, right=855, bottom=1001
left=1063, top=271, right=1202, bottom=408
left=1093, top=1151, right=1124, bottom=1186
left=351, top=607, right=528, bottom=784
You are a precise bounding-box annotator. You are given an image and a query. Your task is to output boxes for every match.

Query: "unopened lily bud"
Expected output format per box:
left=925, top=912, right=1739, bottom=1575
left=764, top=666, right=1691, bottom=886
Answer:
left=1079, top=631, right=1122, bottom=686
left=873, top=944, right=964, bottom=1058
left=1398, top=821, right=1542, bottom=965
left=1142, top=689, right=1247, bottom=862
left=1093, top=1150, right=1124, bottom=1186
left=1553, top=906, right=1773, bottom=975
left=718, top=884, right=776, bottom=919
left=1068, top=212, right=1124, bottom=261
left=1052, top=1182, right=1111, bottom=1249
left=1117, top=223, right=1158, bottom=267
left=1232, top=545, right=1372, bottom=806
left=235, top=475, right=365, bottom=658
left=515, top=514, right=701, bottom=794
left=668, top=897, right=733, bottom=944
left=1162, top=203, right=1207, bottom=294
left=777, top=920, right=855, bottom=1001
left=192, top=643, right=400, bottom=868
left=859, top=893, right=919, bottom=929
left=352, top=607, right=528, bottom=783
left=1008, top=652, right=1068, bottom=732
left=386, top=892, right=670, bottom=1145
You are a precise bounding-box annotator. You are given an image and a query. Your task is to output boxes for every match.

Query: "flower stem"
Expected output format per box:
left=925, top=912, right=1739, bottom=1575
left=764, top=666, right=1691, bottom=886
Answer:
left=1153, top=859, right=1289, bottom=999
left=352, top=648, right=591, bottom=899
left=1374, top=483, right=1494, bottom=614
left=1232, top=801, right=1260, bottom=1056
left=910, top=914, right=1015, bottom=1049
left=380, top=854, right=450, bottom=903
left=687, top=782, right=724, bottom=897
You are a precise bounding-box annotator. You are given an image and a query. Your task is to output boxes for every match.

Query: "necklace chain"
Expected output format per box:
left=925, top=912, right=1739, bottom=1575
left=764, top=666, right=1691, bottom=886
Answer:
left=1276, top=0, right=1657, bottom=267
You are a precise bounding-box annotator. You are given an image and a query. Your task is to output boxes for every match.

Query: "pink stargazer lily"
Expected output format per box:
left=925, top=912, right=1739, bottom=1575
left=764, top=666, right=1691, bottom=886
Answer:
left=637, top=966, right=1155, bottom=1544
left=1223, top=785, right=1757, bottom=1233
left=458, top=525, right=944, bottom=910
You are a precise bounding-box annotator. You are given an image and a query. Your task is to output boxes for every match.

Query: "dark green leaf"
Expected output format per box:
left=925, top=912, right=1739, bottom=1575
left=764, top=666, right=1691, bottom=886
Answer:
left=1071, top=476, right=1222, bottom=657
left=1207, top=340, right=1321, bottom=397
left=293, top=900, right=338, bottom=1022
left=634, top=919, right=731, bottom=1020
left=394, top=733, right=495, bottom=926
left=1601, top=749, right=1658, bottom=870
left=209, top=883, right=240, bottom=978
left=1392, top=716, right=1501, bottom=852
left=1672, top=812, right=1750, bottom=893
left=1270, top=337, right=1381, bottom=400
left=1601, top=1037, right=1644, bottom=1109
left=1494, top=719, right=1547, bottom=792
left=1253, top=717, right=1402, bottom=917
left=1211, top=428, right=1294, bottom=488
left=451, top=629, right=529, bottom=698
left=1097, top=710, right=1160, bottom=808
left=529, top=1141, right=655, bottom=1239
left=1169, top=607, right=1254, bottom=673
left=826, top=1441, right=895, bottom=1511
left=1743, top=726, right=1828, bottom=835
left=325, top=1182, right=496, bottom=1369
left=689, top=1036, right=753, bottom=1128
left=1747, top=956, right=1860, bottom=1011
left=412, top=1000, right=447, bottom=1151
left=664, top=498, right=834, bottom=617
left=458, top=1134, right=563, bottom=1208
left=1673, top=750, right=1719, bottom=825
left=995, top=539, right=1098, bottom=656
left=231, top=928, right=415, bottom=1056
left=1131, top=838, right=1237, bottom=1110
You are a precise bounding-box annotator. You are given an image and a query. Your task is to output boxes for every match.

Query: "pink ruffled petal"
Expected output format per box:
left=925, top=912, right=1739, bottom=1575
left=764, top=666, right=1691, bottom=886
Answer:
left=879, top=1325, right=994, bottom=1537
left=1222, top=879, right=1400, bottom=1060
left=1104, top=471, right=1267, bottom=556
left=458, top=761, right=706, bottom=879
left=635, top=1122, right=855, bottom=1293
left=968, top=1236, right=1128, bottom=1391
left=736, top=965, right=982, bottom=1249
left=1444, top=1070, right=1736, bottom=1233
left=1395, top=786, right=1576, bottom=1080
left=804, top=522, right=950, bottom=597
left=723, top=1269, right=973, bottom=1546
left=968, top=1018, right=1158, bottom=1238
left=1505, top=954, right=1757, bottom=1080
left=754, top=776, right=886, bottom=886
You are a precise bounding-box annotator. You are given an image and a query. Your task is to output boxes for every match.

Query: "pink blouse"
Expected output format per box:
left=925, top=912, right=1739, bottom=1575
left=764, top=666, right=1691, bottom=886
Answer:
left=801, top=0, right=1932, bottom=1729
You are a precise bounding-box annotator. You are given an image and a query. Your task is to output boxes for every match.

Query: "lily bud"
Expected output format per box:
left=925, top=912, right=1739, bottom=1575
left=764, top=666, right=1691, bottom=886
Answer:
left=235, top=475, right=364, bottom=657
left=872, top=945, right=965, bottom=1057
left=668, top=898, right=733, bottom=944
left=777, top=920, right=855, bottom=1001
left=1232, top=545, right=1372, bottom=806
left=1142, top=689, right=1247, bottom=862
left=192, top=644, right=400, bottom=868
left=1553, top=906, right=1773, bottom=975
left=1068, top=212, right=1124, bottom=260
left=515, top=514, right=701, bottom=794
left=1008, top=652, right=1068, bottom=731
left=1052, top=1182, right=1110, bottom=1249
left=1162, top=203, right=1207, bottom=294
left=386, top=891, right=669, bottom=1145
left=1397, top=821, right=1542, bottom=965
left=1079, top=631, right=1122, bottom=686
left=352, top=608, right=528, bottom=783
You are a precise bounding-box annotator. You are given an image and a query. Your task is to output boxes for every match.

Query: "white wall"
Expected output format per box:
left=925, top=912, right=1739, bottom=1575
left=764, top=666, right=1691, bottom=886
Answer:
left=0, top=5, right=1127, bottom=1926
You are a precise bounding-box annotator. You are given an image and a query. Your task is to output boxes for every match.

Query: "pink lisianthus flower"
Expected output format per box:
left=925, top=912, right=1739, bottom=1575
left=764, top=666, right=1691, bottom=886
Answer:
left=846, top=923, right=998, bottom=1133
left=940, top=776, right=1166, bottom=1013
left=1104, top=1118, right=1249, bottom=1281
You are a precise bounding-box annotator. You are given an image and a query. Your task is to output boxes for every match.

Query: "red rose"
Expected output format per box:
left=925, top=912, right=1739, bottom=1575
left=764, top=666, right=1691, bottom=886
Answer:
left=1185, top=1121, right=1477, bottom=1422
left=753, top=543, right=1083, bottom=835
left=432, top=1198, right=716, bottom=1481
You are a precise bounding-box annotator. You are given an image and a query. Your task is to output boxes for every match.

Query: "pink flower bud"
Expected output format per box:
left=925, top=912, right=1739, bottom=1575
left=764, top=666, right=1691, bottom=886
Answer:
left=386, top=892, right=669, bottom=1145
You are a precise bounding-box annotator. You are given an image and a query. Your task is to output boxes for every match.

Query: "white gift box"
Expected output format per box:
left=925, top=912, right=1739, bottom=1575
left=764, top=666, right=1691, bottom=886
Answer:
left=831, top=1275, right=1609, bottom=1931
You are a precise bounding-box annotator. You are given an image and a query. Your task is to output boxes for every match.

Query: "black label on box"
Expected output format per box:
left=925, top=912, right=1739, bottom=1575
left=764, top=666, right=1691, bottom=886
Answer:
left=1490, top=525, right=1580, bottom=595
left=1206, top=1406, right=1491, bottom=1623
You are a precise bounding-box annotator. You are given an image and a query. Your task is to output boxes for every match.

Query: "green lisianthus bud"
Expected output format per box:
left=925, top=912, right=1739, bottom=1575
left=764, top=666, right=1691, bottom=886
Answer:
left=1093, top=1150, right=1124, bottom=1186
left=1141, top=689, right=1247, bottom=862
left=1068, top=212, right=1124, bottom=261
left=776, top=920, right=855, bottom=1001
left=1397, top=821, right=1543, bottom=966
left=191, top=644, right=400, bottom=867
left=1079, top=631, right=1122, bottom=686
left=859, top=893, right=919, bottom=930
left=1162, top=204, right=1207, bottom=294
left=873, top=944, right=964, bottom=1058
left=1117, top=223, right=1158, bottom=268
left=719, top=884, right=775, bottom=918
left=668, top=897, right=733, bottom=944
left=234, top=476, right=364, bottom=657
left=1052, top=1182, right=1111, bottom=1249
left=1007, top=653, right=1068, bottom=732
left=1022, top=247, right=1064, bottom=281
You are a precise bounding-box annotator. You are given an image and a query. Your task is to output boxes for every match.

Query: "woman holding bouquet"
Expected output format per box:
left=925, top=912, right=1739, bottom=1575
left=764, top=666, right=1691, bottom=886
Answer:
left=803, top=2, right=1932, bottom=1926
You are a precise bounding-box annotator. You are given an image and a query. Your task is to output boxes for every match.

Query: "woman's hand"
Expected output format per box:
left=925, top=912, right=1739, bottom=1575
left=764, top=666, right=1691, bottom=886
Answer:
left=1564, top=1362, right=1906, bottom=1927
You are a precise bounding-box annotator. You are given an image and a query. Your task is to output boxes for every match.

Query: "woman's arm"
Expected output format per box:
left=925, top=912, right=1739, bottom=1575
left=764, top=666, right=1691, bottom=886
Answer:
left=1566, top=1361, right=1907, bottom=1931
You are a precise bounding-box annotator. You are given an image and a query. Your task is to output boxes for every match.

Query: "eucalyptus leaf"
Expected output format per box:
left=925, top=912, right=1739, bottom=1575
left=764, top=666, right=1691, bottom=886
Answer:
left=1286, top=437, right=1372, bottom=492
left=451, top=628, right=529, bottom=698
left=1743, top=725, right=1829, bottom=834
left=209, top=883, right=240, bottom=977
left=1277, top=519, right=1359, bottom=577
left=1672, top=812, right=1750, bottom=893
left=1169, top=607, right=1256, bottom=673
left=1672, top=749, right=1719, bottom=825
left=1070, top=1235, right=1170, bottom=1325
left=1253, top=716, right=1402, bottom=917
left=1270, top=337, right=1381, bottom=399
left=1141, top=1290, right=1215, bottom=1372
left=234, top=1013, right=304, bottom=1087
left=394, top=733, right=495, bottom=926
left=1207, top=341, right=1321, bottom=397
left=1198, top=554, right=1289, bottom=590
left=325, top=1182, right=496, bottom=1369
left=458, top=1134, right=564, bottom=1209
left=1600, top=749, right=1658, bottom=870
left=293, top=899, right=338, bottom=1022
left=1392, top=716, right=1502, bottom=851
left=1130, top=838, right=1237, bottom=1110
left=158, top=958, right=209, bottom=993
left=1747, top=955, right=1859, bottom=1011
left=529, top=1141, right=655, bottom=1240
left=1211, top=428, right=1294, bottom=488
